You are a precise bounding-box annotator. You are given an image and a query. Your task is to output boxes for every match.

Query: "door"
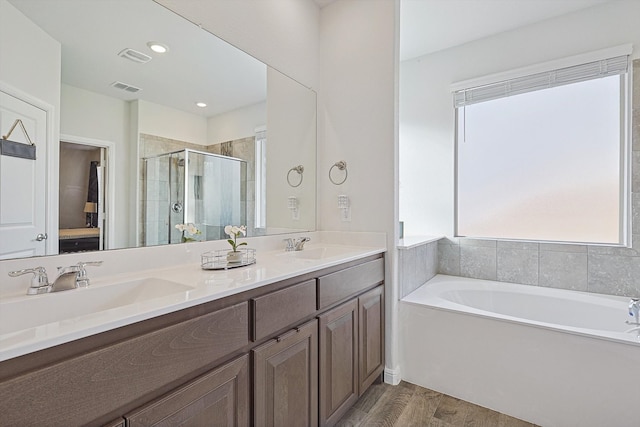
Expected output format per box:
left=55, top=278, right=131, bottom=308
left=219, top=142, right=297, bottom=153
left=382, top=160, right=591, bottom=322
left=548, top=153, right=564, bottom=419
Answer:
left=253, top=319, right=318, bottom=427
left=318, top=299, right=359, bottom=427
left=358, top=285, right=385, bottom=394
left=0, top=90, right=48, bottom=259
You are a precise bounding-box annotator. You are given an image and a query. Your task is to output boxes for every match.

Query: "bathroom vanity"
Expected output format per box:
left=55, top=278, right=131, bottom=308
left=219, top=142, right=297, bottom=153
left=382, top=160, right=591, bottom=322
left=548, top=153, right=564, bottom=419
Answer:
left=0, top=249, right=384, bottom=426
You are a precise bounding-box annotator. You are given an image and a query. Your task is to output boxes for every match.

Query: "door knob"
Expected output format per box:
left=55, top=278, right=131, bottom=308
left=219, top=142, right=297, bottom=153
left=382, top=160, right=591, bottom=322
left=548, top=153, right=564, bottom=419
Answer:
left=35, top=233, right=48, bottom=241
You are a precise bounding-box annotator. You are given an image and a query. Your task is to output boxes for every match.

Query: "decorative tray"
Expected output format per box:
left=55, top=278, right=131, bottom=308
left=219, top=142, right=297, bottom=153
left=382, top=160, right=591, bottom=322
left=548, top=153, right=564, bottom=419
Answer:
left=201, top=248, right=256, bottom=270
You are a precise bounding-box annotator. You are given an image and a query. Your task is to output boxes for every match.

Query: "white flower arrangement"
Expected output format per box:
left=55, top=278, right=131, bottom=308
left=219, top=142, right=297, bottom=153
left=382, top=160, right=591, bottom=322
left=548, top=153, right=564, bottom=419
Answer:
left=224, top=225, right=247, bottom=252
left=175, top=223, right=201, bottom=243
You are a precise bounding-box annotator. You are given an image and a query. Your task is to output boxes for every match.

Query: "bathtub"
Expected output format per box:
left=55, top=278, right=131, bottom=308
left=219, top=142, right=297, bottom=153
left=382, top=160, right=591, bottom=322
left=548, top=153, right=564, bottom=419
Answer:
left=400, top=275, right=640, bottom=427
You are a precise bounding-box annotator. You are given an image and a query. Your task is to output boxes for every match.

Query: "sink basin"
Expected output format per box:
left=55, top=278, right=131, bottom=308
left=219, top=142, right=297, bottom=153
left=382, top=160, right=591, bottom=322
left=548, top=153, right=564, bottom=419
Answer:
left=276, top=246, right=358, bottom=260
left=0, top=278, right=193, bottom=335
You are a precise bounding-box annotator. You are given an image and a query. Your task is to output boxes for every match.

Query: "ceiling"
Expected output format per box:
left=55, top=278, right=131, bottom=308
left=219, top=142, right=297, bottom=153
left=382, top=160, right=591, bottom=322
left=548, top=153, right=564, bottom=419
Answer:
left=8, top=0, right=267, bottom=118
left=9, top=0, right=614, bottom=115
left=400, top=0, right=614, bottom=61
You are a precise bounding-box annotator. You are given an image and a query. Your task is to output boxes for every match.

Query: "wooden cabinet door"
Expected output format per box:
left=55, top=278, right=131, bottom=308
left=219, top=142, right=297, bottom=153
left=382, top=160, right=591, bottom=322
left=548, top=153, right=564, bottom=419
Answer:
left=358, top=285, right=384, bottom=395
left=126, top=354, right=249, bottom=427
left=253, top=319, right=318, bottom=427
left=318, top=299, right=359, bottom=427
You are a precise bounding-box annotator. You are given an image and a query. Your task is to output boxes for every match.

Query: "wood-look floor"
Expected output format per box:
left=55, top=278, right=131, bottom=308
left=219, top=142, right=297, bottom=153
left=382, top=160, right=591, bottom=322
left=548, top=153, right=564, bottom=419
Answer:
left=336, top=381, right=538, bottom=427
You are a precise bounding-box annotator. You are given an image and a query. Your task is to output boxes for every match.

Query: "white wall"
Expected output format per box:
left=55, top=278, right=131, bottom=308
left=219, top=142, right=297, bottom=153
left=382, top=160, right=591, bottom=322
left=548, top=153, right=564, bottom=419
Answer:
left=319, top=0, right=399, bottom=383
left=400, top=0, right=640, bottom=237
left=266, top=67, right=317, bottom=231
left=0, top=0, right=61, bottom=255
left=137, top=100, right=208, bottom=146
left=207, top=101, right=266, bottom=145
left=60, top=84, right=131, bottom=249
left=156, top=0, right=319, bottom=90
left=0, top=0, right=60, bottom=109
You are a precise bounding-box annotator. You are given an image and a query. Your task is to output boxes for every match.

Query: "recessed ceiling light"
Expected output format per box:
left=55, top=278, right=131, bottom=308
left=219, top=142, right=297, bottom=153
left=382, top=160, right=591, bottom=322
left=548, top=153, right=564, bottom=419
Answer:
left=196, top=102, right=207, bottom=108
left=147, top=41, right=169, bottom=54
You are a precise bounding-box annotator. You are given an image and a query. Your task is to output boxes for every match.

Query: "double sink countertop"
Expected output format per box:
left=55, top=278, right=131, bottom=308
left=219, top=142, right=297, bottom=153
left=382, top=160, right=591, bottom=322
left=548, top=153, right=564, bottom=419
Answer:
left=0, top=239, right=386, bottom=362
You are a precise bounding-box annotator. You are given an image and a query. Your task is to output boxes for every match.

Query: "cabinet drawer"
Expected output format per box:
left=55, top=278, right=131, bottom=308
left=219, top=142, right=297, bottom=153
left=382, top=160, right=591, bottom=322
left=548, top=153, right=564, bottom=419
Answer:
left=127, top=354, right=249, bottom=427
left=317, top=258, right=384, bottom=309
left=0, top=302, right=249, bottom=426
left=252, top=280, right=317, bottom=341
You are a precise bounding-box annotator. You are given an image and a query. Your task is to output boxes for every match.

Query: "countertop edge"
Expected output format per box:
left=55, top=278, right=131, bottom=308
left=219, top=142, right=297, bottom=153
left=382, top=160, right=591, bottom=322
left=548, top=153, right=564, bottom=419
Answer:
left=0, top=245, right=386, bottom=362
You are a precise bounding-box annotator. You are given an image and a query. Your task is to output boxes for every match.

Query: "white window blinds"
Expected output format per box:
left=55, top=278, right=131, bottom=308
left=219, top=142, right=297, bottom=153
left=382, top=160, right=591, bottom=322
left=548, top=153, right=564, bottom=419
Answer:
left=453, top=55, right=629, bottom=108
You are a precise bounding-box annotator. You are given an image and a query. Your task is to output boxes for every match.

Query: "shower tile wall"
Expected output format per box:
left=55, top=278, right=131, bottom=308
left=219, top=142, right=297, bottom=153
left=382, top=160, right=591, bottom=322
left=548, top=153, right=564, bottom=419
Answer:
left=143, top=155, right=170, bottom=246
left=207, top=136, right=260, bottom=236
left=435, top=59, right=640, bottom=297
left=139, top=134, right=217, bottom=245
left=140, top=133, right=257, bottom=246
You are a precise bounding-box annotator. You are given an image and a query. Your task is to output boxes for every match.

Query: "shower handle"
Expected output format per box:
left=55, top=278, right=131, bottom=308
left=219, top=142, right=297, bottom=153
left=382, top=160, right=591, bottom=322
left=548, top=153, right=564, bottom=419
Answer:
left=171, top=202, right=183, bottom=213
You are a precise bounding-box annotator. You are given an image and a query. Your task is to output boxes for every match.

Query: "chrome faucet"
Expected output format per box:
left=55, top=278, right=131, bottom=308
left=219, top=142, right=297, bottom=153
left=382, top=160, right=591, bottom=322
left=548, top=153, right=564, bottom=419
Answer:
left=74, top=261, right=102, bottom=287
left=283, top=238, right=295, bottom=251
left=9, top=261, right=103, bottom=295
left=294, top=237, right=310, bottom=251
left=283, top=237, right=311, bottom=251
left=8, top=267, right=51, bottom=295
left=628, top=298, right=640, bottom=325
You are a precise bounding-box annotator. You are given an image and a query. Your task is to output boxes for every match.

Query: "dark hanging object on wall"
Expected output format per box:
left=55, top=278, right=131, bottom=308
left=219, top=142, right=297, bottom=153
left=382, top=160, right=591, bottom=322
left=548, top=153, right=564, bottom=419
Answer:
left=86, top=161, right=99, bottom=227
left=1, top=119, right=36, bottom=160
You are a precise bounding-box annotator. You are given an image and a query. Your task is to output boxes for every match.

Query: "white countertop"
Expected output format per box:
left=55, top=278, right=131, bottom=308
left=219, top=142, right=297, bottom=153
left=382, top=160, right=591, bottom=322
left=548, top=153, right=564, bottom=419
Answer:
left=0, top=241, right=385, bottom=362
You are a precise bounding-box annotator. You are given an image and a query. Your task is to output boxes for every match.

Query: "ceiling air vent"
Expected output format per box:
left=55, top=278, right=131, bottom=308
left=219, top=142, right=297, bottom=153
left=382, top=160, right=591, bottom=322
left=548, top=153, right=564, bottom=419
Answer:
left=110, top=81, right=142, bottom=93
left=118, top=48, right=152, bottom=64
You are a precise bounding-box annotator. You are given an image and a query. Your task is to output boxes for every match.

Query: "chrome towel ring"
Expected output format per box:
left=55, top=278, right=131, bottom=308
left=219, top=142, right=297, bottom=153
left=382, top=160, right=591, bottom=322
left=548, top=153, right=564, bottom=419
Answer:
left=287, top=165, right=304, bottom=187
left=329, top=160, right=348, bottom=185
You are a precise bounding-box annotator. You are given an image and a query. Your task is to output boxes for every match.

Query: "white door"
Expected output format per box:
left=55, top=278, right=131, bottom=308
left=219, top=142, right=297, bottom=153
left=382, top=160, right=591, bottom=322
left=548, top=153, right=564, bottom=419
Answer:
left=0, top=90, right=48, bottom=259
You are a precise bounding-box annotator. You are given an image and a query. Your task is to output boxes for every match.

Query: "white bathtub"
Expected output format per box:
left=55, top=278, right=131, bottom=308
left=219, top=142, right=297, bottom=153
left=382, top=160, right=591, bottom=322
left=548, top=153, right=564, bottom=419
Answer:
left=400, top=275, right=640, bottom=427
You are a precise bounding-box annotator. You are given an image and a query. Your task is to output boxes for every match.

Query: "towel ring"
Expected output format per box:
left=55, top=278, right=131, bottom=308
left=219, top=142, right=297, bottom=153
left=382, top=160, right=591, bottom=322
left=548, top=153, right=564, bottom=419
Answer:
left=329, top=160, right=348, bottom=185
left=287, top=165, right=304, bottom=187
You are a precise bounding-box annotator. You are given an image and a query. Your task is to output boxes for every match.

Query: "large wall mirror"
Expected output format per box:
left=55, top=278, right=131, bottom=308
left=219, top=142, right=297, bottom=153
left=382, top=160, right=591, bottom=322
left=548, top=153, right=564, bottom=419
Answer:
left=0, top=0, right=316, bottom=260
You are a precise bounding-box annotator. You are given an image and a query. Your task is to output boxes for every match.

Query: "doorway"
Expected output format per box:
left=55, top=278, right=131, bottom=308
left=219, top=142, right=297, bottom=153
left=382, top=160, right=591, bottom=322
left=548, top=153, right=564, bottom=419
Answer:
left=58, top=139, right=109, bottom=254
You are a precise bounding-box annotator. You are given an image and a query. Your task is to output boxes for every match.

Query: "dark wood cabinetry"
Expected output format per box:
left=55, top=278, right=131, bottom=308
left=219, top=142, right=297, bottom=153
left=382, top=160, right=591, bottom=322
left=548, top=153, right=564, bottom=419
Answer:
left=126, top=354, right=249, bottom=427
left=252, top=279, right=317, bottom=341
left=318, top=299, right=359, bottom=426
left=0, top=254, right=384, bottom=426
left=318, top=285, right=385, bottom=426
left=253, top=319, right=319, bottom=427
left=0, top=302, right=249, bottom=426
left=358, top=285, right=385, bottom=394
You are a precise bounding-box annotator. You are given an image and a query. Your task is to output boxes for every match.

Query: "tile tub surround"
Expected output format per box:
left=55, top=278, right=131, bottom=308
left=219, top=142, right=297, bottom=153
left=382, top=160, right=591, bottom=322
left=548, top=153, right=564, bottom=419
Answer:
left=397, top=236, right=442, bottom=298
left=437, top=238, right=640, bottom=297
left=436, top=58, right=640, bottom=299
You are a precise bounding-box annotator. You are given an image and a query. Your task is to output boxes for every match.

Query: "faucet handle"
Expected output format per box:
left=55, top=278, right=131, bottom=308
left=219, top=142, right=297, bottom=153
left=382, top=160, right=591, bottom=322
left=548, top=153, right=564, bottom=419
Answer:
left=75, top=261, right=103, bottom=287
left=9, top=267, right=50, bottom=294
left=294, top=237, right=311, bottom=251
left=283, top=238, right=295, bottom=251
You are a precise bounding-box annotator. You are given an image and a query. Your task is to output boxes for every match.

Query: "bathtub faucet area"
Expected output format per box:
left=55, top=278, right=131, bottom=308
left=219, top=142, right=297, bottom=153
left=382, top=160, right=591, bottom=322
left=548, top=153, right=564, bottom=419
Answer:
left=628, top=298, right=640, bottom=325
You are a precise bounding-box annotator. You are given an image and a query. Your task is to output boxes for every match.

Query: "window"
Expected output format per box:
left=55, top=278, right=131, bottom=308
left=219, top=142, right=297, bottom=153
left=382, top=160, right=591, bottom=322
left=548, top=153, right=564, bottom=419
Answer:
left=454, top=53, right=630, bottom=245
left=255, top=128, right=267, bottom=229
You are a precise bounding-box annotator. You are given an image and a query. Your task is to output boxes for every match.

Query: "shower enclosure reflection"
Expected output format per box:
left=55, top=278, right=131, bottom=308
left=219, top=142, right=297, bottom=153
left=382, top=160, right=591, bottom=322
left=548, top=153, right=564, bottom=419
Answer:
left=143, top=149, right=247, bottom=246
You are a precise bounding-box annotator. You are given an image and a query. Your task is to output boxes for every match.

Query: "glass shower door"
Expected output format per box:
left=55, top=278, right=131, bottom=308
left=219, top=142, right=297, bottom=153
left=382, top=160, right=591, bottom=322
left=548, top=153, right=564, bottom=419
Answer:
left=185, top=150, right=246, bottom=241
left=143, top=149, right=246, bottom=245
